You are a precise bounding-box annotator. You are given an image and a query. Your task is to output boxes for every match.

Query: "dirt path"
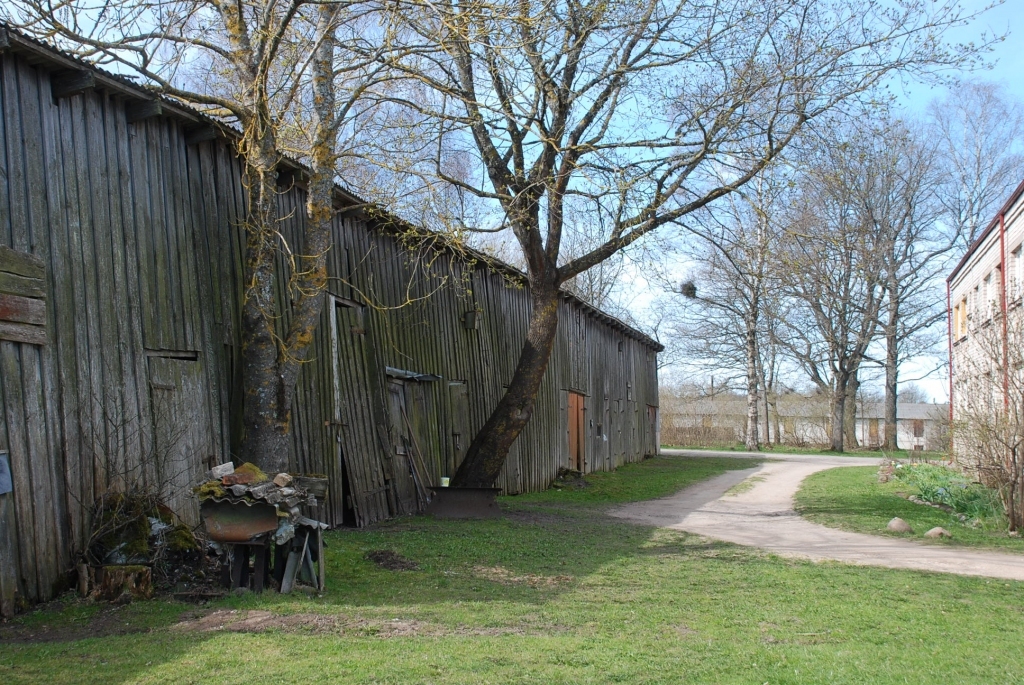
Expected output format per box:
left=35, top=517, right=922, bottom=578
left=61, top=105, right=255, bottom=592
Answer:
left=610, top=449, right=1024, bottom=580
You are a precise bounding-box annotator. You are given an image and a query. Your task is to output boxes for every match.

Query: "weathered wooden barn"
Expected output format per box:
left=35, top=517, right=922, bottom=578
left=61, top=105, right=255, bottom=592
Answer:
left=0, top=27, right=661, bottom=615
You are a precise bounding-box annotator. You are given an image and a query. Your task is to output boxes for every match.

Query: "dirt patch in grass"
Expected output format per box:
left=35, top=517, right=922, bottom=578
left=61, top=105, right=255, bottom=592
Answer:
left=172, top=609, right=543, bottom=638
left=550, top=468, right=590, bottom=490
left=365, top=549, right=420, bottom=571
left=725, top=475, right=766, bottom=496
left=0, top=604, right=149, bottom=644
left=472, top=565, right=572, bottom=587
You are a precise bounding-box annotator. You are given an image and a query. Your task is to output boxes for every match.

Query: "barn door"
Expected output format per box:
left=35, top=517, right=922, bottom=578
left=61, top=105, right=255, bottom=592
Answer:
left=448, top=381, right=469, bottom=476
left=330, top=301, right=394, bottom=526
left=568, top=391, right=585, bottom=472
left=647, top=405, right=659, bottom=455
left=386, top=379, right=420, bottom=513
left=148, top=356, right=213, bottom=524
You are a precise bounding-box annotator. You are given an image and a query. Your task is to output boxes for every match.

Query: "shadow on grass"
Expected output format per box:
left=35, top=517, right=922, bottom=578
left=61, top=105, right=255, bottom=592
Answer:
left=0, top=456, right=759, bottom=684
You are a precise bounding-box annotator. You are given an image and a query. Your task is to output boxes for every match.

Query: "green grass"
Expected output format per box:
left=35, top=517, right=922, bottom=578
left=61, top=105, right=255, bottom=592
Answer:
left=4, top=455, right=1024, bottom=684
left=513, top=455, right=760, bottom=506
left=795, top=466, right=1024, bottom=552
left=663, top=444, right=945, bottom=460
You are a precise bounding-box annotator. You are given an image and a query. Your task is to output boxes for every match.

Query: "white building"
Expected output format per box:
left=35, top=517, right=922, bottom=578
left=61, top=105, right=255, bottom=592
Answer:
left=947, top=178, right=1024, bottom=465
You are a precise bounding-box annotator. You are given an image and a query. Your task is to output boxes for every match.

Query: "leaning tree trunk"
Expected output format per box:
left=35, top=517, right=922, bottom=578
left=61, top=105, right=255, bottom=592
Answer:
left=744, top=321, right=760, bottom=451
left=451, top=283, right=562, bottom=487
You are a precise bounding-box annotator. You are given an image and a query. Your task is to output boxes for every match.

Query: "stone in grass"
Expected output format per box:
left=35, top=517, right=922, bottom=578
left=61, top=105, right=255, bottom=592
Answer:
left=887, top=517, right=913, bottom=534
left=924, top=527, right=952, bottom=539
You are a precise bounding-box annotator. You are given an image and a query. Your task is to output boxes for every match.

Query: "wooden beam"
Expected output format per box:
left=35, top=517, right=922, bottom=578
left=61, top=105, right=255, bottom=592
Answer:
left=126, top=99, right=162, bottom=123
left=276, top=168, right=300, bottom=189
left=0, top=272, right=45, bottom=299
left=51, top=70, right=96, bottom=100
left=0, top=246, right=45, bottom=279
left=184, top=125, right=218, bottom=146
left=0, top=294, right=46, bottom=326
left=0, top=28, right=10, bottom=52
left=0, top=321, right=47, bottom=346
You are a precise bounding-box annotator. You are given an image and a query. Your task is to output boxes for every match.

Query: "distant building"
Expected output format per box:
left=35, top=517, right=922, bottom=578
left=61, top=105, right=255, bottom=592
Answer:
left=661, top=391, right=947, bottom=451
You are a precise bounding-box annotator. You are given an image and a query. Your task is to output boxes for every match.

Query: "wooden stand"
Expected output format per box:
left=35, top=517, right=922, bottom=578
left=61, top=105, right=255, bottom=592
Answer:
left=222, top=535, right=271, bottom=592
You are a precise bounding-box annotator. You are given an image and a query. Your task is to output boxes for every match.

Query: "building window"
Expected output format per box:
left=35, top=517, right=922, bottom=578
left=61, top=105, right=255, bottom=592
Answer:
left=1013, top=245, right=1023, bottom=300
left=983, top=273, right=993, bottom=320
left=912, top=419, right=924, bottom=438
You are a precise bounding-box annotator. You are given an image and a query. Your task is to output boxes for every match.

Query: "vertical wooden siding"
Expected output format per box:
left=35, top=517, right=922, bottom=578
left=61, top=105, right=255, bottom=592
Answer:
left=0, top=41, right=659, bottom=614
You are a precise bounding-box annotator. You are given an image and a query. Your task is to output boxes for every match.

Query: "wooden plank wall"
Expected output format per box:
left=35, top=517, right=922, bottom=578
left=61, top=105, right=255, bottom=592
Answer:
left=0, top=38, right=659, bottom=614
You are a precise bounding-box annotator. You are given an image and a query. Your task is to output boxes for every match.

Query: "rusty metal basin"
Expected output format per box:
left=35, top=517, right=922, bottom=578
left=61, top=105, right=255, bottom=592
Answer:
left=425, top=487, right=502, bottom=519
left=200, top=499, right=279, bottom=542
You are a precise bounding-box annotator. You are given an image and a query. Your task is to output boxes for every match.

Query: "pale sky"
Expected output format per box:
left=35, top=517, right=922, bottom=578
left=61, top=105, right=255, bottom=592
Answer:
left=644, top=0, right=1024, bottom=403
left=898, top=0, right=1024, bottom=113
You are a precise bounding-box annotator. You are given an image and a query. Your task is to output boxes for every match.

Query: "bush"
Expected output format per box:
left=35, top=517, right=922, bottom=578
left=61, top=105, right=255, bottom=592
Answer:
left=892, top=463, right=1005, bottom=525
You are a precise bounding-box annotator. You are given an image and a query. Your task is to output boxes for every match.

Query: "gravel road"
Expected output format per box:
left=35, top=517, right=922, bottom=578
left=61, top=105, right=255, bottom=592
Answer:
left=609, top=449, right=1024, bottom=580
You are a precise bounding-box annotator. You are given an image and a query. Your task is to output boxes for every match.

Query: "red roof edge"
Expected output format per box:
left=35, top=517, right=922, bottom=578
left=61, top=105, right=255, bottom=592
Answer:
left=948, top=175, right=1024, bottom=284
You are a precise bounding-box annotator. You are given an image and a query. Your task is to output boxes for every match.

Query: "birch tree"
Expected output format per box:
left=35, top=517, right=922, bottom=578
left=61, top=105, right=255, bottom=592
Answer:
left=929, top=81, right=1024, bottom=250
left=675, top=169, right=790, bottom=451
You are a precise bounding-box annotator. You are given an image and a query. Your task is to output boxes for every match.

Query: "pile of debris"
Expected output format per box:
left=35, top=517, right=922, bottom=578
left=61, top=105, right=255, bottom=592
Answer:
left=194, top=462, right=326, bottom=517
left=195, top=462, right=329, bottom=593
left=80, top=491, right=203, bottom=603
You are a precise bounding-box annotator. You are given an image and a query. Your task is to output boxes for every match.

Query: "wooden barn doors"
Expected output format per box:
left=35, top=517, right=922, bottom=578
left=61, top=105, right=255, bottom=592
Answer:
left=385, top=379, right=424, bottom=513
left=448, top=381, right=469, bottom=478
left=568, top=391, right=585, bottom=472
left=147, top=355, right=213, bottom=524
left=329, top=300, right=393, bottom=527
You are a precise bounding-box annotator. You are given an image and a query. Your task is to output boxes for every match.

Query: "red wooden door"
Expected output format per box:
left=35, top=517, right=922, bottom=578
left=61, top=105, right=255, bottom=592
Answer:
left=568, top=392, right=585, bottom=472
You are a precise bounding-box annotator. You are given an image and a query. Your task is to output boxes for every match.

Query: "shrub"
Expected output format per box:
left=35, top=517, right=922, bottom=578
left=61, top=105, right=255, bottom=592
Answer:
left=892, top=463, right=1005, bottom=525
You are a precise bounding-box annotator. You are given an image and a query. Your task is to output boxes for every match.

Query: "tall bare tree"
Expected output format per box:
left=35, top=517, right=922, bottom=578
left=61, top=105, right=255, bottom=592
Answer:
left=929, top=80, right=1024, bottom=250
left=859, top=117, right=951, bottom=449
left=780, top=127, right=888, bottom=452
left=4, top=0, right=397, bottom=471
left=376, top=0, right=982, bottom=486
left=675, top=168, right=790, bottom=451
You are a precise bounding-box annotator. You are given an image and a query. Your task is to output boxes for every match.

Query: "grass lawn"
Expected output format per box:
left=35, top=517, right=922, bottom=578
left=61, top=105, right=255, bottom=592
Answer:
left=4, top=455, right=1024, bottom=684
left=662, top=444, right=945, bottom=460
left=795, top=465, right=1024, bottom=552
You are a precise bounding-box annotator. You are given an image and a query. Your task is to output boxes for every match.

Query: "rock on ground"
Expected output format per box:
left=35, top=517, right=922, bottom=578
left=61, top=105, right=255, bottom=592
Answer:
left=886, top=517, right=913, bottom=534
left=925, top=527, right=952, bottom=539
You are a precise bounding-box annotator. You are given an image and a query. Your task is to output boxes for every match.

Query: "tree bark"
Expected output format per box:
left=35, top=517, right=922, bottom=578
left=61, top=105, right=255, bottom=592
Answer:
left=770, top=394, right=781, bottom=446
left=744, top=320, right=760, bottom=451
left=830, top=374, right=848, bottom=452
left=450, top=282, right=562, bottom=487
left=239, top=13, right=339, bottom=474
left=239, top=133, right=290, bottom=473
left=844, top=371, right=859, bottom=449
left=883, top=287, right=900, bottom=450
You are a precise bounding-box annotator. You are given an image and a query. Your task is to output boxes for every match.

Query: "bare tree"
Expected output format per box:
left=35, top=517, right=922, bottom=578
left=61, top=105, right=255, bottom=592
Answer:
left=862, top=117, right=952, bottom=449
left=4, top=0, right=398, bottom=472
left=674, top=168, right=790, bottom=450
left=780, top=125, right=888, bottom=452
left=929, top=81, right=1024, bottom=250
left=375, top=0, right=982, bottom=486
